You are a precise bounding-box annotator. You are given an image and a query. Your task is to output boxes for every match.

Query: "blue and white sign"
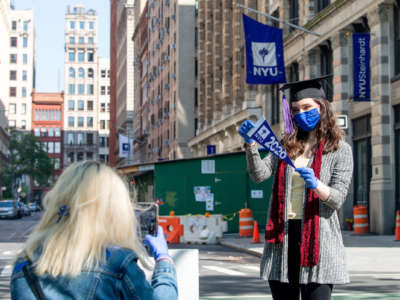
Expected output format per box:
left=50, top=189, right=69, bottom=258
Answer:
left=353, top=33, right=370, bottom=101
left=207, top=145, right=216, bottom=155
left=243, top=14, right=286, bottom=84
left=247, top=117, right=295, bottom=168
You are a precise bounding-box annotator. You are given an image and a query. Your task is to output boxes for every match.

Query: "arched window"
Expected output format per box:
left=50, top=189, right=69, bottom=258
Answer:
left=69, top=67, right=75, bottom=78
left=88, top=68, right=94, bottom=78
left=78, top=67, right=85, bottom=78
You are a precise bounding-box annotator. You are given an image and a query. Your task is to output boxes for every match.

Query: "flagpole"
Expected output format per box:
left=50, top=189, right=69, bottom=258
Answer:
left=236, top=3, right=321, bottom=37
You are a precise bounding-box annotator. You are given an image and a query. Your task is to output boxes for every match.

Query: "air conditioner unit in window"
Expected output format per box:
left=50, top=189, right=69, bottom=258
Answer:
left=172, top=103, right=176, bottom=109
left=165, top=55, right=170, bottom=61
left=164, top=83, right=170, bottom=89
left=171, top=43, right=176, bottom=49
left=172, top=14, right=176, bottom=20
left=172, top=73, right=176, bottom=79
left=165, top=139, right=169, bottom=146
left=156, top=94, right=161, bottom=100
left=146, top=13, right=150, bottom=18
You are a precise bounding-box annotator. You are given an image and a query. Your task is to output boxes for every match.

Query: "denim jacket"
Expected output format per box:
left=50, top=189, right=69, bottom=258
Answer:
left=10, top=247, right=178, bottom=300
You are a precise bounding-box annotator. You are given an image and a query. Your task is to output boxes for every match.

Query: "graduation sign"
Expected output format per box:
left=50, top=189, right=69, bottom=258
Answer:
left=243, top=14, right=286, bottom=84
left=247, top=117, right=295, bottom=168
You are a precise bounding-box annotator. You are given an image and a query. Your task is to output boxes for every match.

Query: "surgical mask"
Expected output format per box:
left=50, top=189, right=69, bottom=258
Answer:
left=294, top=108, right=320, bottom=131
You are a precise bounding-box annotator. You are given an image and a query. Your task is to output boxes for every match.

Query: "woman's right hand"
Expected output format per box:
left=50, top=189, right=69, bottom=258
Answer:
left=238, top=120, right=255, bottom=144
left=144, top=226, right=171, bottom=261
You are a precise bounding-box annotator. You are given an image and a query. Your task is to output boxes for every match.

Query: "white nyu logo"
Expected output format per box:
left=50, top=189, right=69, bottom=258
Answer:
left=257, top=126, right=270, bottom=140
left=251, top=42, right=278, bottom=77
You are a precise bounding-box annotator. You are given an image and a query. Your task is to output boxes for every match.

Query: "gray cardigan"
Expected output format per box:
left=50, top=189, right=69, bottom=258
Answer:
left=246, top=140, right=353, bottom=284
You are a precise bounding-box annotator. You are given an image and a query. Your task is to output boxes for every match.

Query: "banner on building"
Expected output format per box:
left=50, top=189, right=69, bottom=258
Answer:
left=247, top=117, right=295, bottom=168
left=243, top=14, right=286, bottom=84
left=353, top=33, right=370, bottom=101
left=119, top=134, right=133, bottom=158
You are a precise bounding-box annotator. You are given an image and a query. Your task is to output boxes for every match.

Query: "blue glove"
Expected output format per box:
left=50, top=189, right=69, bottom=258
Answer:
left=144, top=226, right=171, bottom=261
left=295, top=167, right=319, bottom=190
left=238, top=120, right=255, bottom=144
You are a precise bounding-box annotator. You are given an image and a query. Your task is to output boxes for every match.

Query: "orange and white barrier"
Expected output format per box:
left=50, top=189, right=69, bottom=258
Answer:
left=158, top=216, right=184, bottom=244
left=353, top=205, right=369, bottom=234
left=239, top=208, right=253, bottom=237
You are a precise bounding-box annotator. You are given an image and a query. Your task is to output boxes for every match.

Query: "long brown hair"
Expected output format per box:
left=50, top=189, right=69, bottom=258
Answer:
left=281, top=98, right=344, bottom=159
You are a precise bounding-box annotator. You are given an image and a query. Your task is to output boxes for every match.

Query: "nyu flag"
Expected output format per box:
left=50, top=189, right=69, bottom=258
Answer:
left=247, top=117, right=295, bottom=168
left=353, top=33, right=370, bottom=101
left=243, top=14, right=286, bottom=84
left=119, top=134, right=133, bottom=158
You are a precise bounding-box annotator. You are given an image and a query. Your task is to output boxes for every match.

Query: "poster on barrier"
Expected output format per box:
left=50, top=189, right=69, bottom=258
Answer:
left=206, top=193, right=214, bottom=211
left=194, top=186, right=211, bottom=202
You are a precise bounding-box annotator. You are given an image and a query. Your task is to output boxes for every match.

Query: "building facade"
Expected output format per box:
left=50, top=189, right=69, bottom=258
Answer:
left=31, top=92, right=64, bottom=202
left=63, top=5, right=99, bottom=166
left=132, top=0, right=196, bottom=163
left=97, top=58, right=110, bottom=164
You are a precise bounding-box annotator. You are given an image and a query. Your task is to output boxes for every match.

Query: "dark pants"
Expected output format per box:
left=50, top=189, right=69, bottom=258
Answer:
left=268, top=220, right=333, bottom=300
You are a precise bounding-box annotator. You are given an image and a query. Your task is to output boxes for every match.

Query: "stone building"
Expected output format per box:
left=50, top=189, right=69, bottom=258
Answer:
left=191, top=0, right=400, bottom=234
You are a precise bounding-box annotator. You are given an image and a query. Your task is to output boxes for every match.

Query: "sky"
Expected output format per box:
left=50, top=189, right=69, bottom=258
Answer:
left=14, top=0, right=110, bottom=92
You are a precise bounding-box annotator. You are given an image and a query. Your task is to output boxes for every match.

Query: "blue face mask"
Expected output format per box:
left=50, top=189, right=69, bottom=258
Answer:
left=294, top=108, right=320, bottom=131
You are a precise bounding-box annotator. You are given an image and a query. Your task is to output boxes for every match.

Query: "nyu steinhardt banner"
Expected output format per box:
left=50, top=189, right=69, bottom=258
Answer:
left=247, top=117, right=295, bottom=168
left=243, top=14, right=286, bottom=84
left=353, top=33, right=370, bottom=101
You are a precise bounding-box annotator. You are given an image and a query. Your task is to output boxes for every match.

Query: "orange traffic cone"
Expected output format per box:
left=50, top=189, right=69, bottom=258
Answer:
left=252, top=220, right=261, bottom=243
left=395, top=211, right=400, bottom=241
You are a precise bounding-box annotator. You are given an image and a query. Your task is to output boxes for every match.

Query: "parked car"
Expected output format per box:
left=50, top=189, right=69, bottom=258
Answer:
left=28, top=202, right=41, bottom=212
left=21, top=203, right=31, bottom=216
left=0, top=200, right=22, bottom=219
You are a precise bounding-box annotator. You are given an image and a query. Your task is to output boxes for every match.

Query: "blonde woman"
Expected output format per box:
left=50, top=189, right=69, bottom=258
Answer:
left=10, top=161, right=177, bottom=300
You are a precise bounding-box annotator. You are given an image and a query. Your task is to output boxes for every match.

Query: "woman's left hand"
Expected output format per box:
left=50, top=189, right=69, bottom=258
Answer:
left=295, top=167, right=318, bottom=190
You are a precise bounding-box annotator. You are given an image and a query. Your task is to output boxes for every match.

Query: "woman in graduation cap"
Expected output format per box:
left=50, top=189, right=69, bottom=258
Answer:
left=238, top=76, right=353, bottom=300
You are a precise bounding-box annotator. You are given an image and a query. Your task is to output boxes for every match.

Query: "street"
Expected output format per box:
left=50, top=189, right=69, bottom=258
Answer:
left=1, top=215, right=399, bottom=300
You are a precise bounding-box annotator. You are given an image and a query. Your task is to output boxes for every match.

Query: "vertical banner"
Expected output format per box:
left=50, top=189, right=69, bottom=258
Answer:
left=247, top=117, right=295, bottom=168
left=119, top=134, right=133, bottom=158
left=353, top=33, right=370, bottom=101
left=243, top=14, right=286, bottom=84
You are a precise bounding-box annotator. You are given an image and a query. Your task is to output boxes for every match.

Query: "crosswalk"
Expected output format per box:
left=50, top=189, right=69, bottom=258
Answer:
left=0, top=249, right=21, bottom=277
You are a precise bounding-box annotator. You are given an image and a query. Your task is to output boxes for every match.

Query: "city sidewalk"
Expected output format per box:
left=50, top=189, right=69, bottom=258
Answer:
left=220, top=230, right=400, bottom=273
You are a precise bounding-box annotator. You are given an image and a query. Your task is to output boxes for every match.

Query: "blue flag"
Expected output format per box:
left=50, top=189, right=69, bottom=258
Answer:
left=353, top=33, right=370, bottom=101
left=247, top=117, right=295, bottom=168
left=243, top=14, right=286, bottom=84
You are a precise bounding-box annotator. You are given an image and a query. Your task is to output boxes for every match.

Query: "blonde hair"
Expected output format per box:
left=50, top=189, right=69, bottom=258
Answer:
left=19, top=161, right=150, bottom=277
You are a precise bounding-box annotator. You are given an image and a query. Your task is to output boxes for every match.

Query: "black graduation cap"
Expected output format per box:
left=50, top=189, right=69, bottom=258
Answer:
left=280, top=74, right=333, bottom=102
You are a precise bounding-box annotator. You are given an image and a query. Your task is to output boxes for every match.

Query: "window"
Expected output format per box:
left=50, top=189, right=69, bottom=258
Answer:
left=68, top=84, right=75, bottom=94
left=289, top=0, right=299, bottom=32
left=70, top=21, right=75, bottom=29
left=78, top=100, right=84, bottom=111
left=87, top=52, right=94, bottom=62
left=79, top=37, right=84, bottom=44
left=54, top=142, right=60, bottom=154
left=10, top=54, right=17, bottom=63
left=9, top=104, right=16, bottom=114
left=22, top=87, right=27, bottom=97
left=69, top=67, right=75, bottom=78
left=107, top=70, right=110, bottom=77
left=100, top=120, right=105, bottom=129
left=87, top=133, right=93, bottom=145
left=69, top=51, right=75, bottom=62
left=78, top=67, right=84, bottom=78
left=89, top=21, right=94, bottom=29
left=23, top=20, right=29, bottom=31
left=21, top=120, right=26, bottom=129
left=10, top=37, right=17, bottom=47
left=9, top=87, right=16, bottom=97
left=395, top=105, right=400, bottom=207
left=68, top=152, right=74, bottom=163
left=54, top=158, right=60, bottom=170
left=317, top=0, right=330, bottom=13
left=320, top=42, right=333, bottom=100
left=88, top=68, right=94, bottom=78
left=101, top=70, right=106, bottom=78
left=68, top=116, right=74, bottom=127
left=77, top=133, right=84, bottom=144
left=87, top=101, right=93, bottom=111
left=78, top=117, right=84, bottom=127
left=23, top=54, right=28, bottom=64
left=271, top=84, right=280, bottom=125
left=99, top=136, right=106, bottom=147
left=395, top=8, right=400, bottom=75
left=69, top=36, right=75, bottom=44
left=10, top=70, right=17, bottom=80
left=100, top=103, right=106, bottom=112
left=88, top=37, right=94, bottom=44
left=48, top=142, right=54, bottom=154
left=23, top=70, right=27, bottom=81
left=55, top=127, right=61, bottom=137
left=34, top=127, right=40, bottom=137
left=68, top=100, right=75, bottom=111
left=101, top=86, right=106, bottom=95
left=68, top=133, right=74, bottom=144
left=87, top=84, right=94, bottom=95
left=78, top=51, right=85, bottom=62
left=23, top=37, right=28, bottom=48
left=21, top=104, right=26, bottom=114
left=80, top=21, right=84, bottom=29
left=77, top=152, right=84, bottom=161
left=48, top=127, right=54, bottom=137
left=78, top=84, right=85, bottom=95
left=41, top=127, right=47, bottom=137
left=87, top=117, right=93, bottom=128
left=9, top=120, right=16, bottom=129
left=107, top=86, right=110, bottom=95
left=107, top=103, right=110, bottom=112
left=12, top=20, right=17, bottom=30
left=86, top=152, right=93, bottom=160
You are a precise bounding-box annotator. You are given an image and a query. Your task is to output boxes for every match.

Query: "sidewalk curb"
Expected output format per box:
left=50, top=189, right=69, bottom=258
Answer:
left=219, top=242, right=263, bottom=258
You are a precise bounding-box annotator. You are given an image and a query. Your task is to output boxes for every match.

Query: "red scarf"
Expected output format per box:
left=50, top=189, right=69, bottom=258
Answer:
left=265, top=140, right=324, bottom=267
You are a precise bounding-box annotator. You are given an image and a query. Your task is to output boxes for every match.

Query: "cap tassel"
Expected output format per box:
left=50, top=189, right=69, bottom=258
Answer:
left=282, top=95, right=294, bottom=134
